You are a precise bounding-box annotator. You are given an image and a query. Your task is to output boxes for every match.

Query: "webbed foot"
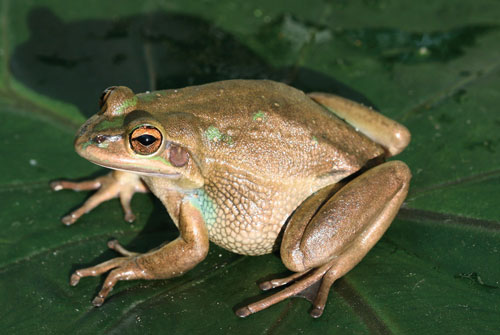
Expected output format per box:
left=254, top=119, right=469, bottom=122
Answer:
left=236, top=261, right=336, bottom=318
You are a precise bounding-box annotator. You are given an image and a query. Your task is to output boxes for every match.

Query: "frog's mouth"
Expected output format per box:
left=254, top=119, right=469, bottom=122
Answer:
left=85, top=158, right=181, bottom=178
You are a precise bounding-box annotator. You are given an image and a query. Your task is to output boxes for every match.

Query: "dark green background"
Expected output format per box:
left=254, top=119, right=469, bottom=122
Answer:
left=1, top=0, right=499, bottom=334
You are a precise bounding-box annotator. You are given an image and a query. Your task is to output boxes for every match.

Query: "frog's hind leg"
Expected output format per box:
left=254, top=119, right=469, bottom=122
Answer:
left=308, top=92, right=410, bottom=157
left=236, top=161, right=411, bottom=318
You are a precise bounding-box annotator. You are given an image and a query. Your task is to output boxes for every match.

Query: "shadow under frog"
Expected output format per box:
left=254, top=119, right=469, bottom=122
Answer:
left=11, top=7, right=397, bottom=315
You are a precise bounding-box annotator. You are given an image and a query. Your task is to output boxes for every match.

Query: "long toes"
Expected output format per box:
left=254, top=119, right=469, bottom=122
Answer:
left=237, top=265, right=331, bottom=317
left=70, top=257, right=128, bottom=283
left=91, top=266, right=139, bottom=306
left=237, top=278, right=321, bottom=317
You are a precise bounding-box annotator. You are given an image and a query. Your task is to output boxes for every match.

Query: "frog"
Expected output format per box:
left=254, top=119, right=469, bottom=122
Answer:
left=51, top=79, right=411, bottom=318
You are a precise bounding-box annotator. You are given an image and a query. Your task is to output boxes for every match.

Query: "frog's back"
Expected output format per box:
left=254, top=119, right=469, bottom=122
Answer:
left=148, top=79, right=384, bottom=184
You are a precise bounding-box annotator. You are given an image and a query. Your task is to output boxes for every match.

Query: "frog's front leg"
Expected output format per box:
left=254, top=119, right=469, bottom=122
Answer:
left=236, top=160, right=411, bottom=318
left=51, top=170, right=148, bottom=225
left=70, top=199, right=209, bottom=306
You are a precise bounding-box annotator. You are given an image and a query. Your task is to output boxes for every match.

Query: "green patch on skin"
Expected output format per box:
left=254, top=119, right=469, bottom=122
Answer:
left=187, top=189, right=217, bottom=228
left=252, top=110, right=267, bottom=122
left=205, top=126, right=222, bottom=141
left=145, top=155, right=172, bottom=167
left=205, top=126, right=233, bottom=145
left=113, top=96, right=138, bottom=116
left=94, top=115, right=125, bottom=131
left=311, top=136, right=318, bottom=144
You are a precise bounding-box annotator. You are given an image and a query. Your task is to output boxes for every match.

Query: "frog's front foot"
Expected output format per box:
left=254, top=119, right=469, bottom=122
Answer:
left=70, top=200, right=209, bottom=307
left=51, top=170, right=148, bottom=225
left=70, top=239, right=144, bottom=306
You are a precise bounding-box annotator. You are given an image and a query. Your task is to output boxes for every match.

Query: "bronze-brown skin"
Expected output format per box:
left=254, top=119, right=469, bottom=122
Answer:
left=51, top=79, right=411, bottom=318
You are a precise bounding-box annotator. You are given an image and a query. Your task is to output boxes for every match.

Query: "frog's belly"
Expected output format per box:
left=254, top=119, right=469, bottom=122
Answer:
left=192, top=182, right=310, bottom=256
left=206, top=202, right=294, bottom=256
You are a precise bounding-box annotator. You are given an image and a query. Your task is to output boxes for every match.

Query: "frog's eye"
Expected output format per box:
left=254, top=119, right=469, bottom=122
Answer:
left=130, top=126, right=162, bottom=155
left=98, top=86, right=117, bottom=110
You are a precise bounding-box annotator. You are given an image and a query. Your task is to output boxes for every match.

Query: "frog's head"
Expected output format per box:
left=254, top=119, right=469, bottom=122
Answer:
left=74, top=86, right=203, bottom=188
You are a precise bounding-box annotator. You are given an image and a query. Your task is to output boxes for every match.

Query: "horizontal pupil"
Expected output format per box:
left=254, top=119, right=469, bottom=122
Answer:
left=136, top=134, right=157, bottom=146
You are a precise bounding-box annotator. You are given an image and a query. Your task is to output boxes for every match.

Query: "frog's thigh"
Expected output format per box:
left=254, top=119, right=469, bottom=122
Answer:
left=308, top=93, right=410, bottom=157
left=281, top=160, right=411, bottom=273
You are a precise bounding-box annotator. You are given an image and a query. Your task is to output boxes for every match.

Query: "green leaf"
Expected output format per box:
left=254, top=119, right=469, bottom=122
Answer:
left=1, top=1, right=499, bottom=334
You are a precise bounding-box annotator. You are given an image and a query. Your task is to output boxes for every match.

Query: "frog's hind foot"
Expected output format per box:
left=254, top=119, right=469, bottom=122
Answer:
left=237, top=162, right=411, bottom=318
left=51, top=170, right=148, bottom=225
left=258, top=269, right=311, bottom=291
left=235, top=260, right=337, bottom=318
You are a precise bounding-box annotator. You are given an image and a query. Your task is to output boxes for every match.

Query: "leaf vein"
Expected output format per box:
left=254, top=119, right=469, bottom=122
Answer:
left=402, top=61, right=500, bottom=121
left=408, top=168, right=500, bottom=197
left=397, top=207, right=500, bottom=231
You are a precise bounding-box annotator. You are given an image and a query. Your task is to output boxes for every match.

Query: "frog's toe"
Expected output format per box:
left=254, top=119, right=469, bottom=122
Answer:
left=92, top=296, right=105, bottom=307
left=50, top=181, right=64, bottom=191
left=61, top=214, right=78, bottom=226
left=258, top=281, right=273, bottom=291
left=236, top=263, right=333, bottom=318
left=309, top=271, right=336, bottom=318
left=124, top=212, right=136, bottom=223
left=59, top=186, right=117, bottom=225
left=310, top=306, right=324, bottom=318
left=258, top=270, right=310, bottom=291
left=119, top=189, right=138, bottom=223
left=235, top=306, right=252, bottom=318
left=70, top=255, right=144, bottom=306
left=70, top=256, right=130, bottom=283
left=89, top=262, right=145, bottom=306
left=50, top=179, right=102, bottom=192
left=107, top=239, right=139, bottom=257
left=70, top=273, right=81, bottom=286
